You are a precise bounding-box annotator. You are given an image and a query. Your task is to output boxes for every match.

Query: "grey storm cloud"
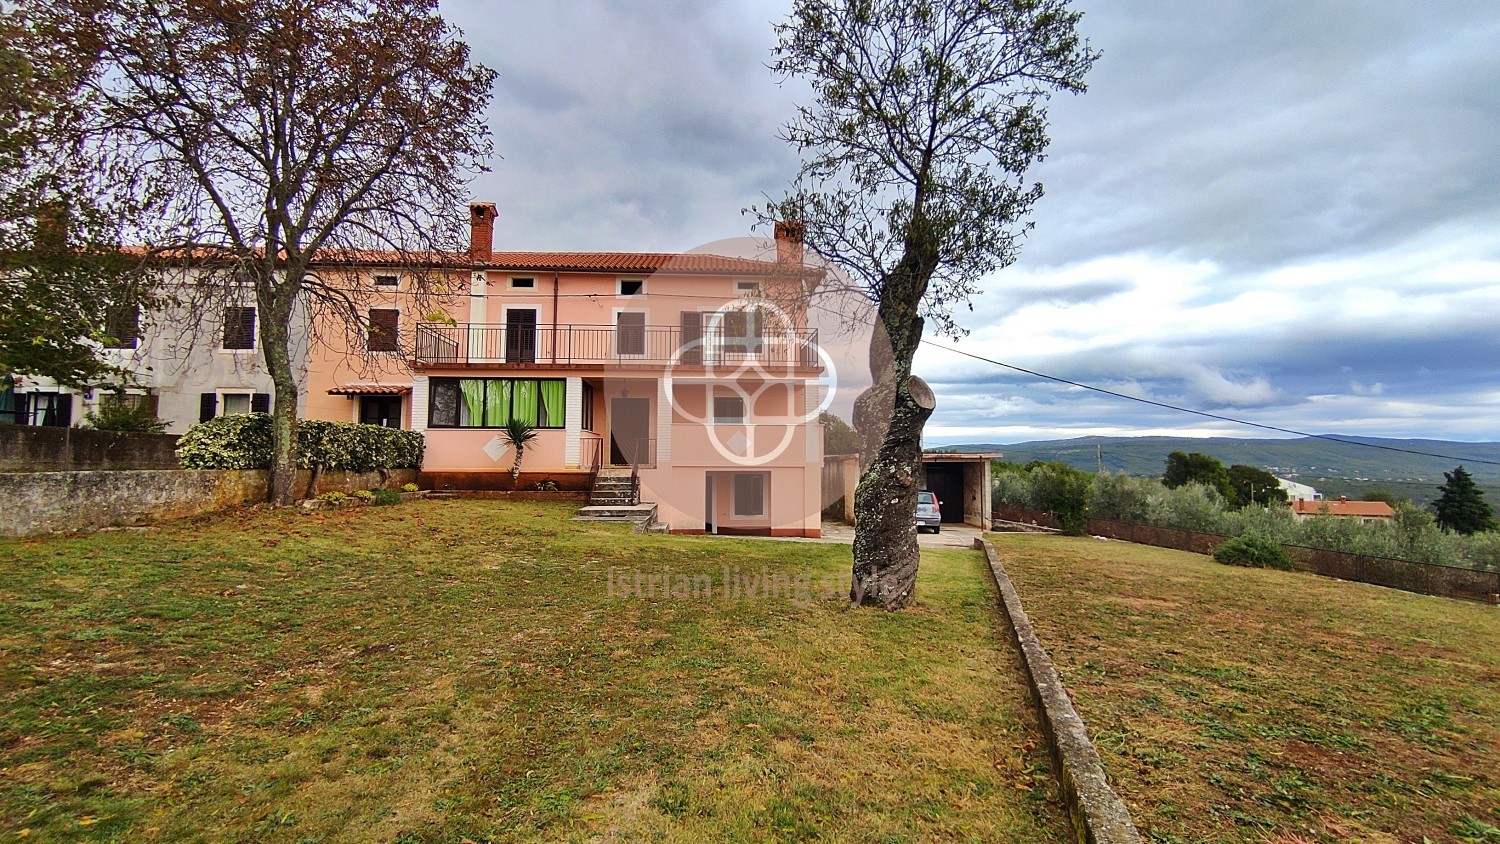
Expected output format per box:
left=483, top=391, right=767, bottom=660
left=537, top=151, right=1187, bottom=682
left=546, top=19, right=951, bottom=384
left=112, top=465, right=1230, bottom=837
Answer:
left=440, top=0, right=1500, bottom=443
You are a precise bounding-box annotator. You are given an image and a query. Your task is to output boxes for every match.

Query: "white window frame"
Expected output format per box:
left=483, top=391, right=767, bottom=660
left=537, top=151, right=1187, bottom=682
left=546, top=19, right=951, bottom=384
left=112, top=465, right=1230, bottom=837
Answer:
left=617, top=277, right=647, bottom=297
left=372, top=272, right=400, bottom=289
left=219, top=305, right=258, bottom=354
left=612, top=308, right=649, bottom=358
left=509, top=276, right=537, bottom=290
left=735, top=280, right=761, bottom=297
left=500, top=305, right=541, bottom=362
left=731, top=472, right=767, bottom=518
left=216, top=389, right=255, bottom=416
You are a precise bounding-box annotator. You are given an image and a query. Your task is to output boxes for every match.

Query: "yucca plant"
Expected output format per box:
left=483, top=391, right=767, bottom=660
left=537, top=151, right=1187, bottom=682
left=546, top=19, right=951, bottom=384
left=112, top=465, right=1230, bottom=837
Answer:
left=500, top=418, right=538, bottom=486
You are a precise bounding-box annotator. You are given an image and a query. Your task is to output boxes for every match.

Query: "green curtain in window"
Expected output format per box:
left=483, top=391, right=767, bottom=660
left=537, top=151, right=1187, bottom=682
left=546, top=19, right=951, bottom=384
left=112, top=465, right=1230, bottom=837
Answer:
left=459, top=379, right=485, bottom=427
left=512, top=379, right=539, bottom=426
left=486, top=380, right=512, bottom=426
left=539, top=380, right=564, bottom=427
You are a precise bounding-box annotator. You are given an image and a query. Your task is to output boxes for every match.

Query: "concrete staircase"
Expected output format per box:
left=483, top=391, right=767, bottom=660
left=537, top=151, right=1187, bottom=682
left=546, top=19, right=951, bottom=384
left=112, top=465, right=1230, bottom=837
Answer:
left=574, top=469, right=665, bottom=530
left=587, top=469, right=637, bottom=507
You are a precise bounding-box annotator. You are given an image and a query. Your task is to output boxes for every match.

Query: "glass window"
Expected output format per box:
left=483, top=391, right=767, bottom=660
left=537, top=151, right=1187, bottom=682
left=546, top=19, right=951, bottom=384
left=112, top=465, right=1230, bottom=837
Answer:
left=373, top=273, right=398, bottom=287
left=221, top=393, right=252, bottom=415
left=581, top=382, right=595, bottom=431
left=733, top=473, right=766, bottom=517
left=619, top=279, right=644, bottom=296
left=360, top=395, right=402, bottom=428
left=713, top=395, right=745, bottom=424
left=428, top=378, right=566, bottom=429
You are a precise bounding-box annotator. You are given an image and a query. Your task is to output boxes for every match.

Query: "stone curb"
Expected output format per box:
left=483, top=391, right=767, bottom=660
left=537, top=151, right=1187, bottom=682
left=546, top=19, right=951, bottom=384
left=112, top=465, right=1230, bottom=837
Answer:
left=974, top=537, right=1143, bottom=844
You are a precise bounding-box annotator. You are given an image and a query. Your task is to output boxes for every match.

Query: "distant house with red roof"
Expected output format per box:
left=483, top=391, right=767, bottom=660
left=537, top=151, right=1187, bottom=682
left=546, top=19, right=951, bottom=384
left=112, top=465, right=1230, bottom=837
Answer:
left=1291, top=495, right=1394, bottom=524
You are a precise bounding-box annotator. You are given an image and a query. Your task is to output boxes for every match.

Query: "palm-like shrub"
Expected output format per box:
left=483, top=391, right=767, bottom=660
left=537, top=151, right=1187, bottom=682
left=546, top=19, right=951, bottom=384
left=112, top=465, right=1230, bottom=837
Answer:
left=500, top=418, right=538, bottom=485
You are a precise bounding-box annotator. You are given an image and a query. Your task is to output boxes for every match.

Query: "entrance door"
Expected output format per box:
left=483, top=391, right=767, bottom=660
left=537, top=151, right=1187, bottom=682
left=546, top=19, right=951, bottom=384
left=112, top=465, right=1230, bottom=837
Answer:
left=704, top=474, right=716, bottom=534
left=925, top=464, right=966, bottom=523
left=609, top=397, right=650, bottom=465
left=505, top=309, right=537, bottom=363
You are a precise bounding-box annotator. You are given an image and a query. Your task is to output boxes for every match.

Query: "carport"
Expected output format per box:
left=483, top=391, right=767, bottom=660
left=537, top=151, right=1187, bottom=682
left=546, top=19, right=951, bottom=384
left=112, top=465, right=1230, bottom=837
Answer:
left=919, top=452, right=999, bottom=530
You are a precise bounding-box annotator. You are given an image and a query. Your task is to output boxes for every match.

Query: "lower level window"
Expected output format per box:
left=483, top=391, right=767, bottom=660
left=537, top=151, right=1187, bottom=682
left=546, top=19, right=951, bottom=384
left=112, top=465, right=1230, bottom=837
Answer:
left=21, top=392, right=72, bottom=427
left=428, top=377, right=565, bottom=428
left=360, top=395, right=403, bottom=428
left=221, top=393, right=253, bottom=415
left=732, top=473, right=766, bottom=517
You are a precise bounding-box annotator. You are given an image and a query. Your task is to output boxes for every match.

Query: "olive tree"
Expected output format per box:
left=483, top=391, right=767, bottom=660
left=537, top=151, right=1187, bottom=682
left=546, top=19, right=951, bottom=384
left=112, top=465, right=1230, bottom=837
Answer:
left=37, top=0, right=495, bottom=503
left=759, top=0, right=1096, bottom=609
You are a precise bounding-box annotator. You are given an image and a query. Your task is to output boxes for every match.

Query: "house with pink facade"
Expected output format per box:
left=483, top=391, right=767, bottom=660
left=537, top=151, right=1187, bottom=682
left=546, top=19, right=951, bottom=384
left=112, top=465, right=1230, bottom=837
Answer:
left=304, top=204, right=829, bottom=537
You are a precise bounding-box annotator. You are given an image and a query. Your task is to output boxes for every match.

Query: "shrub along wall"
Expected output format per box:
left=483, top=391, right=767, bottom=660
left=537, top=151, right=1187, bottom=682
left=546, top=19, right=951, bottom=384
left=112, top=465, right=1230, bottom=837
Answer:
left=995, top=505, right=1500, bottom=604
left=176, top=413, right=424, bottom=472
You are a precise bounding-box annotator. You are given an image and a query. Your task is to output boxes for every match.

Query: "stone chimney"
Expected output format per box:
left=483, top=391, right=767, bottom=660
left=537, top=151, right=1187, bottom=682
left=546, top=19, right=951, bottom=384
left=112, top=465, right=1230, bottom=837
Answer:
left=469, top=202, right=498, bottom=262
left=35, top=201, right=70, bottom=252
left=774, top=220, right=804, bottom=266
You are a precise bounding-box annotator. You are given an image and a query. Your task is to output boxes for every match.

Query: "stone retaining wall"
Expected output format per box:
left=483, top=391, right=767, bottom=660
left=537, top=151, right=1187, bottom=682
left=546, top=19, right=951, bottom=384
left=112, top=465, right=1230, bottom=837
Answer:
left=0, top=426, right=181, bottom=472
left=0, top=468, right=417, bottom=537
left=975, top=538, right=1142, bottom=844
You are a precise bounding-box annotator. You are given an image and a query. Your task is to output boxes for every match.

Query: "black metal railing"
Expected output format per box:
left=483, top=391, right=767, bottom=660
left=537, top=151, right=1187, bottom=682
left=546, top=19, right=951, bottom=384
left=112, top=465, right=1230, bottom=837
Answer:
left=413, top=322, right=821, bottom=368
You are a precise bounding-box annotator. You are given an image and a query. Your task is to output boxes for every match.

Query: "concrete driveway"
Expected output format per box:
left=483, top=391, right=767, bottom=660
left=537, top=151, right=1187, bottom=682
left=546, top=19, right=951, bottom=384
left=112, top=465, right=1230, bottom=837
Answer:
left=767, top=522, right=982, bottom=548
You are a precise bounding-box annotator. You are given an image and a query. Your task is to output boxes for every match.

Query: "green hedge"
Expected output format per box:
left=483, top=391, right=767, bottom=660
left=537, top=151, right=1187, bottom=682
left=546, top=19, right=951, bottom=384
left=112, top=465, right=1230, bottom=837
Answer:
left=176, top=413, right=424, bottom=472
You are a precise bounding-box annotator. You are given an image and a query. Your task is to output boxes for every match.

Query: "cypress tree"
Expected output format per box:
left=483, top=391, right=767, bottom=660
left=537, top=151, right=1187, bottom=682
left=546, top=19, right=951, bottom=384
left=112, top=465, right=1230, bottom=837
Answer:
left=1432, top=466, right=1495, bottom=535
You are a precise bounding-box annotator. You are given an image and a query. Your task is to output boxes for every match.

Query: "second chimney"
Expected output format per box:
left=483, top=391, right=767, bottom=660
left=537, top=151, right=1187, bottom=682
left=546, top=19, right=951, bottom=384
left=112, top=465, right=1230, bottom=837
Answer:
left=469, top=202, right=498, bottom=262
left=774, top=220, right=805, bottom=266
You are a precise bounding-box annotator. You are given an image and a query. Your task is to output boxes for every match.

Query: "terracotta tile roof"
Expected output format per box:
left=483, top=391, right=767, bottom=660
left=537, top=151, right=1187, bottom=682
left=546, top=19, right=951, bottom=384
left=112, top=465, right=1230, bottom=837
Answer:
left=326, top=383, right=412, bottom=396
left=121, top=246, right=814, bottom=276
left=480, top=251, right=803, bottom=276
left=1291, top=497, right=1394, bottom=517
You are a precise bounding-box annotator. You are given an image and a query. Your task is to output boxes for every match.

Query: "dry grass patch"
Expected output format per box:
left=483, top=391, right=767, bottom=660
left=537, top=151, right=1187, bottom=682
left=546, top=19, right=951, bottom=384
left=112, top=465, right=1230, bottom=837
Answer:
left=990, top=532, right=1500, bottom=844
left=0, top=501, right=1068, bottom=841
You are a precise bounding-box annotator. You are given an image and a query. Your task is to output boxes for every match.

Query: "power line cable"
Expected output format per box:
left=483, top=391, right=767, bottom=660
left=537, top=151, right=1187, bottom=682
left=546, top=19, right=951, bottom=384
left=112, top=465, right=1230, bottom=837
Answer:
left=928, top=342, right=1500, bottom=468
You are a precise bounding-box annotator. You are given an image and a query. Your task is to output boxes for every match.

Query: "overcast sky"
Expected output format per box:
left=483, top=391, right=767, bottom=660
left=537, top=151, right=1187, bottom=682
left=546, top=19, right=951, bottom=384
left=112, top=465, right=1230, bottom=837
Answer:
left=442, top=0, right=1500, bottom=445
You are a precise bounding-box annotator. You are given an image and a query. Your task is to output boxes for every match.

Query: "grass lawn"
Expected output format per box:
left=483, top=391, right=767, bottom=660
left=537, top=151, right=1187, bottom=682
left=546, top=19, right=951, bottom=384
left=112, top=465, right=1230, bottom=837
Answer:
left=0, top=500, right=1069, bottom=842
left=990, top=532, right=1500, bottom=844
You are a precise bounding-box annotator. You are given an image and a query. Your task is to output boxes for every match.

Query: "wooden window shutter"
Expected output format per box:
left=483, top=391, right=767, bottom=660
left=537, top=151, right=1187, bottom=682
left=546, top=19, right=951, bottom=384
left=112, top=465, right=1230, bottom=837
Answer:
left=368, top=308, right=399, bottom=352
left=222, top=307, right=256, bottom=349
left=679, top=311, right=702, bottom=364
left=199, top=392, right=217, bottom=422
left=250, top=393, right=271, bottom=414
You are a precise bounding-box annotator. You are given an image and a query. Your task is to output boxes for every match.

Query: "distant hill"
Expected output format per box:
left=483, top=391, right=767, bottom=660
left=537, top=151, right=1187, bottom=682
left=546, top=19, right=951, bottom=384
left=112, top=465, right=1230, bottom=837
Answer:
left=934, top=435, right=1500, bottom=504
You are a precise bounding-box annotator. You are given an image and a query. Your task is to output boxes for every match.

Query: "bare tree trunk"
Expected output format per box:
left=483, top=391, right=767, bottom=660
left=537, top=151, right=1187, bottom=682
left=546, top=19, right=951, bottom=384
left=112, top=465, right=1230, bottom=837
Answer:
left=258, top=278, right=300, bottom=506
left=851, top=375, right=935, bottom=609
left=510, top=448, right=523, bottom=487
left=850, top=243, right=939, bottom=610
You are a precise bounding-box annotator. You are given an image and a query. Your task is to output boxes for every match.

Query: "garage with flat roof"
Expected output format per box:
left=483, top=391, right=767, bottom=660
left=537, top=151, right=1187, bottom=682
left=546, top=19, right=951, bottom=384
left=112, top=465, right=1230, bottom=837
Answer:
left=918, top=452, right=1000, bottom=530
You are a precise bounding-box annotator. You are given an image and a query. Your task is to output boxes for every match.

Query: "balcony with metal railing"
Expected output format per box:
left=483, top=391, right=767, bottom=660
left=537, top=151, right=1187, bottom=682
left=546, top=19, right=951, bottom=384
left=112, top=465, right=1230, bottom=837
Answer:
left=413, top=322, right=822, bottom=370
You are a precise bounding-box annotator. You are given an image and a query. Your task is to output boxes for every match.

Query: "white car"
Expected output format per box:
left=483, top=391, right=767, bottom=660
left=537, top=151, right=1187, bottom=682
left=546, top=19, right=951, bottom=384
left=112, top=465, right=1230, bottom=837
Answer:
left=916, top=490, right=942, bottom=533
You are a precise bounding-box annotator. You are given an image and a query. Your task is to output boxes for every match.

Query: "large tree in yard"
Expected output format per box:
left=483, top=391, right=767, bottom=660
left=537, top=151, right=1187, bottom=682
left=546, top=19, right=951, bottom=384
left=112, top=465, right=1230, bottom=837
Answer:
left=759, top=0, right=1096, bottom=609
left=37, top=0, right=495, bottom=503
left=1432, top=466, right=1494, bottom=535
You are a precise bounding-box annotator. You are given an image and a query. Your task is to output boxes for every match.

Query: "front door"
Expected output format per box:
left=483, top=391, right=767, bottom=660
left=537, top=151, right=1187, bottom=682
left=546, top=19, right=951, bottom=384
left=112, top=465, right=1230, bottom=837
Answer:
left=609, top=397, right=650, bottom=466
left=505, top=309, right=537, bottom=363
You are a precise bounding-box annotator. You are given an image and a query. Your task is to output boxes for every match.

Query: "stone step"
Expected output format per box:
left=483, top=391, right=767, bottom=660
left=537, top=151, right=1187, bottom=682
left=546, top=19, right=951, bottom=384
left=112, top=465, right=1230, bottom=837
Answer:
left=574, top=503, right=658, bottom=522
left=590, top=496, right=638, bottom=507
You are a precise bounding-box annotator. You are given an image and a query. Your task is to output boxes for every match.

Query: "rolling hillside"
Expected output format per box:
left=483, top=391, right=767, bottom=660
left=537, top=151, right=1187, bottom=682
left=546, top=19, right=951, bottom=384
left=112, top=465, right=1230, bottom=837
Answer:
left=937, top=435, right=1500, bottom=504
